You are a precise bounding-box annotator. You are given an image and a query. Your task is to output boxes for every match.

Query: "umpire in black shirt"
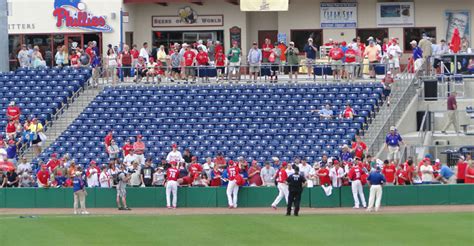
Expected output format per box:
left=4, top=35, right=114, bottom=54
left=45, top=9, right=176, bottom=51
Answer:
left=286, top=166, right=306, bottom=216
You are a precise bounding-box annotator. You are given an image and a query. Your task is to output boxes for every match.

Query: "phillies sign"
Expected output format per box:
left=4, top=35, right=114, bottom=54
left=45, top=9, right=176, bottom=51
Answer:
left=53, top=0, right=112, bottom=32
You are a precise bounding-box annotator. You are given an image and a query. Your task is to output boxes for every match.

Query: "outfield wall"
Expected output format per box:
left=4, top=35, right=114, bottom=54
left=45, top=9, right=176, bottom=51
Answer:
left=0, top=185, right=472, bottom=208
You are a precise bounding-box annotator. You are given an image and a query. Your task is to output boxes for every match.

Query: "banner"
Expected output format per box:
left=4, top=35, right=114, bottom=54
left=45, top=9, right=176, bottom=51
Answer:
left=445, top=10, right=471, bottom=43
left=320, top=2, right=357, bottom=28
left=152, top=6, right=223, bottom=27
left=240, top=0, right=289, bottom=11
left=376, top=2, right=414, bottom=27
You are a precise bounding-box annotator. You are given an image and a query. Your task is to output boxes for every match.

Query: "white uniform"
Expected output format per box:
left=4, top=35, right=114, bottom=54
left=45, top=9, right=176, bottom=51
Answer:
left=99, top=171, right=111, bottom=188
left=298, top=164, right=312, bottom=179
left=329, top=166, right=344, bottom=187
left=166, top=151, right=184, bottom=163
left=271, top=169, right=289, bottom=207
left=166, top=181, right=178, bottom=207
left=123, top=154, right=137, bottom=166
left=349, top=167, right=367, bottom=208
left=86, top=168, right=100, bottom=187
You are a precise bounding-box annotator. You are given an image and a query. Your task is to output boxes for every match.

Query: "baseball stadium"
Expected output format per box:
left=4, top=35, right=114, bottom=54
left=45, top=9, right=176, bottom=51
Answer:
left=0, top=0, right=473, bottom=245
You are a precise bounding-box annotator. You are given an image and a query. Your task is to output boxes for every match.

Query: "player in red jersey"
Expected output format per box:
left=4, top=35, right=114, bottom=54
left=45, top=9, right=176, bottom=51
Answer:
left=348, top=163, right=367, bottom=209
left=271, top=162, right=288, bottom=209
left=382, top=160, right=396, bottom=185
left=165, top=161, right=179, bottom=209
left=226, top=160, right=240, bottom=208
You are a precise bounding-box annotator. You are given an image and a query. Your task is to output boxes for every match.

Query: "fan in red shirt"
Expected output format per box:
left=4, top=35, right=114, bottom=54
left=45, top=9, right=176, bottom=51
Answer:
left=261, top=38, right=274, bottom=62
left=351, top=135, right=367, bottom=160
left=329, top=42, right=344, bottom=81
left=185, top=156, right=203, bottom=185
left=456, top=156, right=468, bottom=183
left=104, top=131, right=113, bottom=152
left=6, top=101, right=21, bottom=121
left=341, top=103, right=356, bottom=119
left=184, top=48, right=196, bottom=67
left=210, top=166, right=222, bottom=187
left=382, top=160, right=396, bottom=185
left=396, top=164, right=409, bottom=185
left=47, top=153, right=60, bottom=172
left=85, top=42, right=96, bottom=61
left=70, top=51, right=80, bottom=67
left=214, top=41, right=224, bottom=56
left=122, top=139, right=133, bottom=157
left=329, top=45, right=344, bottom=61
left=213, top=152, right=226, bottom=169
left=196, top=48, right=209, bottom=66
left=130, top=45, right=139, bottom=59
left=37, top=164, right=50, bottom=187
left=6, top=120, right=17, bottom=139
left=317, top=165, right=331, bottom=186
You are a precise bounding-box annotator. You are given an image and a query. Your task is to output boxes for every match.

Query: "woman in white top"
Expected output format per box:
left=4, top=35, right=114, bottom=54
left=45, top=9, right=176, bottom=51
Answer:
left=99, top=165, right=112, bottom=188
left=32, top=46, right=45, bottom=68
left=106, top=46, right=118, bottom=85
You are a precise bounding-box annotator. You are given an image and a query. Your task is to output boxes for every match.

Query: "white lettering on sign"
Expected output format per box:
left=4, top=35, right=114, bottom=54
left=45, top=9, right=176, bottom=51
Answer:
left=8, top=24, right=36, bottom=30
left=152, top=15, right=224, bottom=27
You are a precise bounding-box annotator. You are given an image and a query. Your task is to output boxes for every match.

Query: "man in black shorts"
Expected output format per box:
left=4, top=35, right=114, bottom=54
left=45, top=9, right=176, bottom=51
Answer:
left=286, top=166, right=306, bottom=216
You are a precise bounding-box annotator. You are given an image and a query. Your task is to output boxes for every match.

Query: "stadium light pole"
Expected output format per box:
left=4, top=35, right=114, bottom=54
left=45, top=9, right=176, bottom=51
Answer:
left=0, top=0, right=9, bottom=72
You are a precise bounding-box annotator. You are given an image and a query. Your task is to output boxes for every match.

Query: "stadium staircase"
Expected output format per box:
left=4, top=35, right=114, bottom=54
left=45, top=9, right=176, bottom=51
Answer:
left=22, top=86, right=102, bottom=161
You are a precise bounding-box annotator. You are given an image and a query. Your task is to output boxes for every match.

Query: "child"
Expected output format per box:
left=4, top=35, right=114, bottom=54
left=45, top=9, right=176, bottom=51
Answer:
left=152, top=167, right=165, bottom=186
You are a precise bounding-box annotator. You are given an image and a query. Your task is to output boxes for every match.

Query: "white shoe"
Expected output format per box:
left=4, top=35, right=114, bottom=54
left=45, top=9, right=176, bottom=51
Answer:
left=74, top=210, right=78, bottom=215
left=353, top=206, right=359, bottom=209
left=366, top=208, right=373, bottom=212
left=81, top=211, right=90, bottom=215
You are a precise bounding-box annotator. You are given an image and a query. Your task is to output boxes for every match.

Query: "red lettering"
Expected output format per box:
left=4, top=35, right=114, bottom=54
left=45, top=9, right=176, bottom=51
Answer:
left=53, top=7, right=106, bottom=28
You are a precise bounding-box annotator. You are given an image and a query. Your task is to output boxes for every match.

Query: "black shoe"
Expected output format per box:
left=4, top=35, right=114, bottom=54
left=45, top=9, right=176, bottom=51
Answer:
left=118, top=207, right=124, bottom=210
left=124, top=207, right=132, bottom=211
left=286, top=213, right=290, bottom=216
left=294, top=214, right=299, bottom=216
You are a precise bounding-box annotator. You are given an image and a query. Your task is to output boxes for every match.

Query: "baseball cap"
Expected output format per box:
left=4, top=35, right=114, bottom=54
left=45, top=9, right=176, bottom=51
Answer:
left=192, top=156, right=197, bottom=161
left=282, top=161, right=288, bottom=167
left=51, top=153, right=58, bottom=158
left=387, top=71, right=392, bottom=75
left=289, top=41, right=295, bottom=45
left=333, top=160, right=340, bottom=165
left=137, top=135, right=142, bottom=139
left=169, top=161, right=177, bottom=165
left=229, top=160, right=234, bottom=165
left=390, top=126, right=396, bottom=131
left=252, top=41, right=257, bottom=45
left=410, top=40, right=417, bottom=45
left=272, top=157, right=279, bottom=162
left=9, top=101, right=15, bottom=106
left=90, top=160, right=97, bottom=165
left=435, top=159, right=440, bottom=163
left=171, top=143, right=177, bottom=148
left=423, top=157, right=431, bottom=162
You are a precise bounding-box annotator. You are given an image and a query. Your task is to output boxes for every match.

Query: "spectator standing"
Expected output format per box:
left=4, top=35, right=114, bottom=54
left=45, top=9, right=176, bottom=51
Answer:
left=169, top=47, right=182, bottom=82
left=104, top=131, right=113, bottom=152
left=351, top=135, right=367, bottom=160
left=207, top=40, right=215, bottom=64
left=329, top=42, right=344, bottom=81
left=106, top=46, right=119, bottom=85
left=418, top=33, right=433, bottom=74
left=18, top=44, right=30, bottom=68
left=215, top=47, right=227, bottom=82
left=140, top=158, right=154, bottom=187
left=37, top=164, right=50, bottom=188
left=382, top=160, right=396, bottom=185
left=364, top=41, right=380, bottom=79
left=329, top=160, right=344, bottom=187
left=278, top=41, right=287, bottom=73
left=420, top=158, right=434, bottom=184
left=86, top=160, right=100, bottom=187
left=19, top=171, right=34, bottom=187
left=382, top=71, right=394, bottom=106
left=120, top=45, right=133, bottom=82
left=31, top=46, right=45, bottom=68
left=269, top=42, right=281, bottom=83
left=6, top=101, right=21, bottom=122
left=227, top=41, right=242, bottom=82
left=122, top=139, right=133, bottom=158
left=411, top=40, right=423, bottom=72
left=73, top=168, right=89, bottom=215
left=261, top=38, right=274, bottom=63
left=152, top=167, right=165, bottom=186
left=182, top=148, right=193, bottom=164
left=210, top=165, right=222, bottom=187
left=465, top=158, right=474, bottom=184
left=107, top=139, right=120, bottom=161
left=344, top=45, right=357, bottom=81
left=317, top=164, right=331, bottom=186
left=247, top=160, right=262, bottom=186
left=202, top=157, right=213, bottom=179
left=386, top=38, right=402, bottom=76
left=384, top=126, right=404, bottom=164
left=139, top=42, right=150, bottom=63
left=441, top=92, right=460, bottom=134
left=260, top=161, right=276, bottom=187
left=366, top=166, right=386, bottom=212
left=340, top=145, right=353, bottom=162
left=456, top=156, right=467, bottom=183
left=6, top=140, right=17, bottom=164
left=6, top=168, right=19, bottom=187
left=129, top=162, right=142, bottom=187
left=247, top=42, right=262, bottom=83
left=17, top=156, right=32, bottom=175
left=298, top=159, right=312, bottom=180
left=133, top=135, right=146, bottom=165
left=46, top=153, right=60, bottom=173
left=303, top=38, right=317, bottom=78
left=29, top=117, right=44, bottom=156
left=183, top=45, right=196, bottom=83
left=285, top=41, right=300, bottom=82
left=99, top=165, right=112, bottom=188
left=196, top=46, right=210, bottom=82
left=55, top=45, right=65, bottom=67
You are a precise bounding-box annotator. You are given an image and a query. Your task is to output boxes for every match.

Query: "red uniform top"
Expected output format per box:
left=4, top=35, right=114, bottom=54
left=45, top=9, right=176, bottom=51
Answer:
left=343, top=108, right=355, bottom=119
left=227, top=165, right=240, bottom=181
left=382, top=164, right=396, bottom=183
left=329, top=47, right=344, bottom=60
left=130, top=49, right=139, bottom=59
left=6, top=122, right=16, bottom=133
left=276, top=168, right=288, bottom=183
left=189, top=163, right=203, bottom=177
left=433, top=163, right=441, bottom=178
left=6, top=106, right=21, bottom=121
left=104, top=134, right=113, bottom=148
left=37, top=170, right=50, bottom=185
left=210, top=169, right=222, bottom=187
left=457, top=161, right=467, bottom=180
left=70, top=54, right=79, bottom=66
left=166, top=167, right=179, bottom=181
left=396, top=169, right=408, bottom=185
left=348, top=166, right=363, bottom=181
left=465, top=165, right=474, bottom=183
left=85, top=47, right=95, bottom=60
left=122, top=143, right=133, bottom=156
left=196, top=51, right=209, bottom=65
left=215, top=53, right=226, bottom=67
left=214, top=44, right=224, bottom=56
left=47, top=159, right=60, bottom=171
left=358, top=43, right=366, bottom=53
left=317, top=168, right=331, bottom=186
left=345, top=49, right=357, bottom=63
left=184, top=50, right=196, bottom=66
left=262, top=43, right=274, bottom=60
left=351, top=141, right=367, bottom=159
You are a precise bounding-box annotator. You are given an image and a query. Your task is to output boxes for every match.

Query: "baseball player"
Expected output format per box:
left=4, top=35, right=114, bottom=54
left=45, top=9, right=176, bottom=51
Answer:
left=348, top=160, right=367, bottom=209
left=286, top=166, right=306, bottom=216
left=166, top=161, right=179, bottom=209
left=226, top=160, right=240, bottom=208
left=366, top=166, right=386, bottom=212
left=271, top=161, right=288, bottom=209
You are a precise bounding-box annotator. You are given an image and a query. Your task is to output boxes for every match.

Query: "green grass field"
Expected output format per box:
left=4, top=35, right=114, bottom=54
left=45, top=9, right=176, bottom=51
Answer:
left=1, top=213, right=473, bottom=246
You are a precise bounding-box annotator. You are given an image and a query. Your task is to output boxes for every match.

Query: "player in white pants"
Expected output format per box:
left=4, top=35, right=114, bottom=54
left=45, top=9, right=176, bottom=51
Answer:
left=226, top=160, right=240, bottom=208
left=271, top=164, right=289, bottom=209
left=348, top=164, right=366, bottom=209
left=165, top=161, right=179, bottom=209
